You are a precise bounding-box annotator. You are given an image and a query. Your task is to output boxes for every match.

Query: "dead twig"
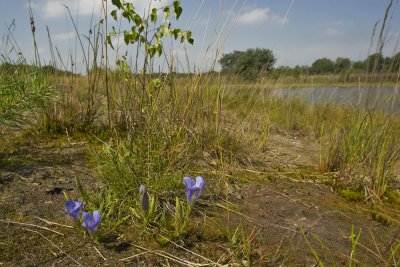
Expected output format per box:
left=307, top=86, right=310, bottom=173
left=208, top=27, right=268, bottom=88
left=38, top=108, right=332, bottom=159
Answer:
left=94, top=246, right=107, bottom=261
left=0, top=219, right=64, bottom=236
left=34, top=216, right=74, bottom=229
left=120, top=251, right=151, bottom=261
left=272, top=190, right=315, bottom=209
left=128, top=243, right=206, bottom=266
left=156, top=233, right=224, bottom=267
left=216, top=203, right=300, bottom=234
left=22, top=227, right=84, bottom=266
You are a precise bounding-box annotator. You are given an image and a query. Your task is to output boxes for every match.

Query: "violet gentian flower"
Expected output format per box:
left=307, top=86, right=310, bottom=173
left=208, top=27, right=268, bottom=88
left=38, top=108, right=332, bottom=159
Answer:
left=82, top=210, right=102, bottom=234
left=183, top=176, right=205, bottom=205
left=65, top=199, right=83, bottom=221
left=139, top=185, right=149, bottom=212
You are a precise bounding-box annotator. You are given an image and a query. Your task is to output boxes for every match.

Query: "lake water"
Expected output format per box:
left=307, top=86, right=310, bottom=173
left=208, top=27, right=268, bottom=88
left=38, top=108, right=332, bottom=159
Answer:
left=271, top=87, right=400, bottom=112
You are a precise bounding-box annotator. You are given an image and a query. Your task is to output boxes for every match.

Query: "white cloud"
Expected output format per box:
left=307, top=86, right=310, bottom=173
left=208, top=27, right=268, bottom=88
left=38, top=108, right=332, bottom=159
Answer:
left=237, top=7, right=287, bottom=25
left=29, top=0, right=101, bottom=19
left=238, top=8, right=268, bottom=24
left=30, top=0, right=171, bottom=19
left=324, top=27, right=345, bottom=36
left=53, top=31, right=75, bottom=41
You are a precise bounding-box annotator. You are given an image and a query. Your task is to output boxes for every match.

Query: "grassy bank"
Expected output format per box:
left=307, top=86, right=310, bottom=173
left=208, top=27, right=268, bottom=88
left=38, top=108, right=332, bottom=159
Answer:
left=223, top=72, right=400, bottom=89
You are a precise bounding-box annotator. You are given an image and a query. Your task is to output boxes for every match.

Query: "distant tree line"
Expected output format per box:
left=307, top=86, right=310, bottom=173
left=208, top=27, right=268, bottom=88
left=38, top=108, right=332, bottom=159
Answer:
left=304, top=52, right=400, bottom=74
left=219, top=48, right=400, bottom=79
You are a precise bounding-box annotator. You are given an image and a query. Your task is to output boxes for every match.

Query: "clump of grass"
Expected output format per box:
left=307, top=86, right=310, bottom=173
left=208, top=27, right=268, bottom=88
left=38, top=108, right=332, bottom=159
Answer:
left=371, top=210, right=392, bottom=225
left=217, top=220, right=260, bottom=266
left=302, top=226, right=400, bottom=266
left=320, top=109, right=400, bottom=200
left=384, top=189, right=400, bottom=204
left=72, top=0, right=253, bottom=227
left=339, top=189, right=365, bottom=202
left=0, top=62, right=53, bottom=130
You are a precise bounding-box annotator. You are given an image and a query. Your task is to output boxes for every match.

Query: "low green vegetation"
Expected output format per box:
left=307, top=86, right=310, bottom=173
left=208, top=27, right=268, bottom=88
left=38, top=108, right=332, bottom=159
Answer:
left=339, top=189, right=365, bottom=202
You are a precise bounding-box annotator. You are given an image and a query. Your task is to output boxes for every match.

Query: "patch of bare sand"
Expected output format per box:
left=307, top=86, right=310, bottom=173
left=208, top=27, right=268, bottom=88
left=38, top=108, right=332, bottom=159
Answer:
left=225, top=132, right=400, bottom=266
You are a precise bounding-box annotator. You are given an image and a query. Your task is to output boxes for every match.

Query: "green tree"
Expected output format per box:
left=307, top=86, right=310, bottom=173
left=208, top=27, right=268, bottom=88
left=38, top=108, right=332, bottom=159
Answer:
left=390, top=52, right=400, bottom=71
left=219, top=48, right=276, bottom=79
left=366, top=53, right=384, bottom=72
left=335, top=57, right=351, bottom=73
left=353, top=60, right=366, bottom=71
left=310, top=58, right=335, bottom=74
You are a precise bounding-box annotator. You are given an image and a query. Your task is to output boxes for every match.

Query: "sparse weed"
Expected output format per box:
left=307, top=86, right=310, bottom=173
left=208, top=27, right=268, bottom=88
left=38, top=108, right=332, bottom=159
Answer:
left=217, top=220, right=258, bottom=266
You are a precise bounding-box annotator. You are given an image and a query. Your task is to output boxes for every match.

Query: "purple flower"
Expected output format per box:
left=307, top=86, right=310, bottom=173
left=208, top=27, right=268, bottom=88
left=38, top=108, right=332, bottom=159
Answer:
left=65, top=199, right=83, bottom=221
left=82, top=210, right=102, bottom=234
left=183, top=176, right=205, bottom=205
left=139, top=185, right=149, bottom=212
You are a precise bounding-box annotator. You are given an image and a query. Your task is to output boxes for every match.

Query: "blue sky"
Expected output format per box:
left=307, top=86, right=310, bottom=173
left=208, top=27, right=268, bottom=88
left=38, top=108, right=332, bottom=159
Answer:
left=0, top=0, right=399, bottom=72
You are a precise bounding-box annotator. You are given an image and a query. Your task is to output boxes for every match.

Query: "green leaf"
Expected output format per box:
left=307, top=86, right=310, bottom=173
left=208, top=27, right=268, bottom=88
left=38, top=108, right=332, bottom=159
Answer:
left=63, top=191, right=71, bottom=201
left=163, top=6, right=170, bottom=21
left=106, top=35, right=114, bottom=49
left=155, top=33, right=160, bottom=43
left=173, top=29, right=180, bottom=39
left=109, top=27, right=117, bottom=37
left=111, top=0, right=122, bottom=9
left=160, top=25, right=168, bottom=37
left=149, top=196, right=156, bottom=216
left=152, top=78, right=162, bottom=88
left=175, top=197, right=181, bottom=228
left=124, top=31, right=130, bottom=45
left=130, top=27, right=139, bottom=42
left=111, top=10, right=118, bottom=21
left=134, top=14, right=142, bottom=26
left=156, top=43, right=163, bottom=57
left=133, top=32, right=139, bottom=42
left=148, top=45, right=156, bottom=58
left=122, top=10, right=131, bottom=22
left=173, top=1, right=183, bottom=19
left=138, top=24, right=144, bottom=34
left=126, top=3, right=134, bottom=12
left=75, top=177, right=90, bottom=204
left=187, top=30, right=194, bottom=45
left=150, top=8, right=157, bottom=23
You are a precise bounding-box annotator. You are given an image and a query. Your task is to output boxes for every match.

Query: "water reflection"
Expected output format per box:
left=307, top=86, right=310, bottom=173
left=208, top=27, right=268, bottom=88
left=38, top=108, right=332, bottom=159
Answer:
left=272, top=87, right=400, bottom=112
